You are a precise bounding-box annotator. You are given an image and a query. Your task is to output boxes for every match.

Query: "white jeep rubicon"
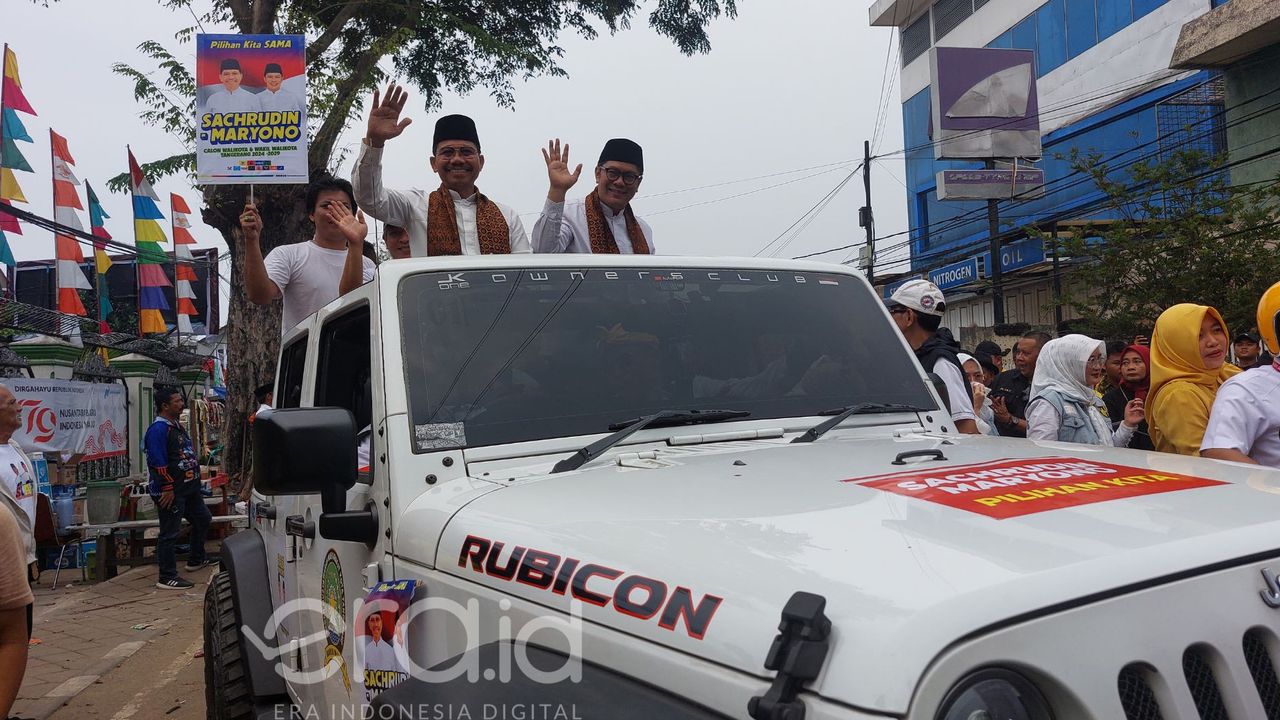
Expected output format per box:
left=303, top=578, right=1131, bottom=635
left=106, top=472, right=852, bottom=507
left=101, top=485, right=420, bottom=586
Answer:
left=206, top=255, right=1280, bottom=720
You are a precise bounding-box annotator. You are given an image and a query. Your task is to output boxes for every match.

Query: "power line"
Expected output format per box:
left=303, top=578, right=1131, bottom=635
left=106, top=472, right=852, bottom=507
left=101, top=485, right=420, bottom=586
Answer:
left=754, top=166, right=861, bottom=257
left=845, top=84, right=1280, bottom=266
left=868, top=148, right=1280, bottom=275
left=793, top=116, right=1280, bottom=267
left=515, top=159, right=860, bottom=218
left=644, top=165, right=853, bottom=218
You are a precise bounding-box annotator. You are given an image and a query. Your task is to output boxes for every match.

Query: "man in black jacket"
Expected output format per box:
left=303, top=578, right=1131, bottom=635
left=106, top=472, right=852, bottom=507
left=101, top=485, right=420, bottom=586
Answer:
left=989, top=330, right=1052, bottom=437
left=885, top=280, right=978, bottom=434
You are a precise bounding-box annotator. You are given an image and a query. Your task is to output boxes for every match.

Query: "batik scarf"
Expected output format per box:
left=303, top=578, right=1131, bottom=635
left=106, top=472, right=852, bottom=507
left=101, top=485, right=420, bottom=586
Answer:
left=426, top=185, right=510, bottom=256
left=585, top=189, right=650, bottom=255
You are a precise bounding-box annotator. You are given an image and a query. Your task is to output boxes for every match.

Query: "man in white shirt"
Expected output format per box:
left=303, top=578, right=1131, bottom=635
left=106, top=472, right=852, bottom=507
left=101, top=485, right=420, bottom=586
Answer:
left=0, top=385, right=34, bottom=577
left=205, top=58, right=262, bottom=114
left=351, top=83, right=529, bottom=257
left=257, top=63, right=305, bottom=114
left=534, top=138, right=655, bottom=254
left=885, top=280, right=979, bottom=434
left=251, top=383, right=273, bottom=420
left=243, top=176, right=376, bottom=335
left=1202, top=282, right=1280, bottom=466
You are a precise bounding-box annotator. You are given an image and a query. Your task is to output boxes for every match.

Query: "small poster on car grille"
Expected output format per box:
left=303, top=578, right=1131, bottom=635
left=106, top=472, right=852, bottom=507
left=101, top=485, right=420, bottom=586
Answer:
left=847, top=457, right=1226, bottom=519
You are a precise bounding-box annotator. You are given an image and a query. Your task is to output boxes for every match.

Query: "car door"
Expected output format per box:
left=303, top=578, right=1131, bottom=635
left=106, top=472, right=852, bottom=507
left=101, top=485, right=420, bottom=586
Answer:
left=253, top=330, right=309, bottom=697
left=291, top=302, right=390, bottom=715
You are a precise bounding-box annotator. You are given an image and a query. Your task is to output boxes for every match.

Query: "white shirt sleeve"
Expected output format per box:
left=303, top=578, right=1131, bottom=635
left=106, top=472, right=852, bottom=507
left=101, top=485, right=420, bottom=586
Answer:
left=262, top=245, right=296, bottom=298
left=351, top=141, right=418, bottom=228
left=532, top=198, right=573, bottom=253
left=504, top=204, right=532, bottom=254
left=639, top=216, right=656, bottom=254
left=362, top=256, right=376, bottom=283
left=1201, top=379, right=1260, bottom=454
left=1025, top=398, right=1061, bottom=441
left=1111, top=421, right=1136, bottom=447
left=933, top=359, right=976, bottom=422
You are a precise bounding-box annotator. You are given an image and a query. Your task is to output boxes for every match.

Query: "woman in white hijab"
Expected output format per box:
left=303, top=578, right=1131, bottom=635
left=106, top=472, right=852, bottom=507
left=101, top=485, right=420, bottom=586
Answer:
left=958, top=352, right=998, bottom=435
left=1026, top=334, right=1145, bottom=446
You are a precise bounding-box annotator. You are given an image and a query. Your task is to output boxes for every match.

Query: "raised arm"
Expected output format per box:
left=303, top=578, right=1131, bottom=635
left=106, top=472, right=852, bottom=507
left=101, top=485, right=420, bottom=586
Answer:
left=240, top=204, right=281, bottom=305
left=323, top=203, right=372, bottom=296
left=351, top=84, right=417, bottom=226
left=532, top=139, right=581, bottom=253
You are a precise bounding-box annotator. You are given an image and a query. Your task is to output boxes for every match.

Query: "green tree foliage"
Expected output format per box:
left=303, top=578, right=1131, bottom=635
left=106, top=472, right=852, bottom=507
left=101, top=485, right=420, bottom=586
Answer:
left=86, top=0, right=740, bottom=482
left=1051, top=147, right=1280, bottom=340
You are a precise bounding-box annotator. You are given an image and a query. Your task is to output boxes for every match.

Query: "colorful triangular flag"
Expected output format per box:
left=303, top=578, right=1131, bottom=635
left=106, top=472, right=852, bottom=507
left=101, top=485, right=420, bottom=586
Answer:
left=1, top=108, right=30, bottom=143
left=1, top=138, right=32, bottom=172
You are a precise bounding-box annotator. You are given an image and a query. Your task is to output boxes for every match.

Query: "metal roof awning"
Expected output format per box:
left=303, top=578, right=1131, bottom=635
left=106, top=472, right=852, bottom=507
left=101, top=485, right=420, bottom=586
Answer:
left=0, top=297, right=206, bottom=369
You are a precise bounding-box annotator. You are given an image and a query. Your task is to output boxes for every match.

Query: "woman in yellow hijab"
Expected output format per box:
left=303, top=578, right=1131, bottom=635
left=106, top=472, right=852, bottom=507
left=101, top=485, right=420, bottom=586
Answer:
left=1147, top=303, right=1241, bottom=455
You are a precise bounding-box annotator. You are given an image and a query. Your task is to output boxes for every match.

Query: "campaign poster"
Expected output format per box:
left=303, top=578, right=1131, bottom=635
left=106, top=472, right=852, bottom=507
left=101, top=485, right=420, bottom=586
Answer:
left=195, top=34, right=308, bottom=184
left=357, top=579, right=418, bottom=704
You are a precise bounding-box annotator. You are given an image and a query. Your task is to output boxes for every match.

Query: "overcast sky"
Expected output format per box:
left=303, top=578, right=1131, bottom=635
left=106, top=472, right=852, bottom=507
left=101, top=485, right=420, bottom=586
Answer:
left=5, top=0, right=910, bottom=301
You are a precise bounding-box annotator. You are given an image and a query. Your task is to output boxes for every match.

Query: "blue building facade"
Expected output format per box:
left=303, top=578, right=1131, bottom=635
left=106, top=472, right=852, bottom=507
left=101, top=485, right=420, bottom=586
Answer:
left=872, top=0, right=1223, bottom=277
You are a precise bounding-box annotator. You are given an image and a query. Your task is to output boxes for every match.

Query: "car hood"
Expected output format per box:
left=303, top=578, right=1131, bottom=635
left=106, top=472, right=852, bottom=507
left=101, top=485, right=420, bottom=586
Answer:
left=435, top=432, right=1280, bottom=713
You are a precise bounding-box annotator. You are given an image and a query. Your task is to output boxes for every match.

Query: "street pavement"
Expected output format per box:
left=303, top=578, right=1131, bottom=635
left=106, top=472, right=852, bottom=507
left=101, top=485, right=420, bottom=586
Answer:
left=11, top=563, right=214, bottom=720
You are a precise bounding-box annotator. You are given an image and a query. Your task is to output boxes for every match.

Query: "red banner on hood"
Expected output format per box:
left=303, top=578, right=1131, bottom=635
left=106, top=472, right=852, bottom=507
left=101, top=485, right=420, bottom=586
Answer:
left=847, top=457, right=1226, bottom=519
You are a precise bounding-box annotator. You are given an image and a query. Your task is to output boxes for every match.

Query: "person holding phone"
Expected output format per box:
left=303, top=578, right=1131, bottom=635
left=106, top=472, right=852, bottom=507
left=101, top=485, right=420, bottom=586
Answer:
left=989, top=331, right=1052, bottom=437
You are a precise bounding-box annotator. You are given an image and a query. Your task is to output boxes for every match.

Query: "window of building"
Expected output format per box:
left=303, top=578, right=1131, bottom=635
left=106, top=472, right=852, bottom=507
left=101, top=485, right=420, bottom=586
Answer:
left=902, top=12, right=932, bottom=66
left=1156, top=77, right=1227, bottom=162
left=1036, top=0, right=1068, bottom=75
left=1133, top=0, right=1166, bottom=21
left=1012, top=17, right=1037, bottom=53
left=933, top=0, right=973, bottom=39
left=988, top=29, right=1014, bottom=48
left=986, top=0, right=1169, bottom=75
left=1066, top=0, right=1097, bottom=59
left=1097, top=0, right=1131, bottom=41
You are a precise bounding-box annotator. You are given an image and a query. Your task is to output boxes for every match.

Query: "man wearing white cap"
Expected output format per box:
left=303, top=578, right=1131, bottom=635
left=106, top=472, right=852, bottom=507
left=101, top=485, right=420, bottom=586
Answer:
left=885, top=280, right=979, bottom=434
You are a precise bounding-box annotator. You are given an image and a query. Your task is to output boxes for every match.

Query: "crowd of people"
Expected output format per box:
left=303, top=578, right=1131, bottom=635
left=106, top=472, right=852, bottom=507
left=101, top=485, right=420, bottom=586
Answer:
left=885, top=278, right=1280, bottom=466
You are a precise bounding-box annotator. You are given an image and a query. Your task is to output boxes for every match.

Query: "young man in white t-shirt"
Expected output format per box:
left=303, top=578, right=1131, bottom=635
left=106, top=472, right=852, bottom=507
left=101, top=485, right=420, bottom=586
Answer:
left=242, top=177, right=377, bottom=336
left=1202, top=283, right=1280, bottom=467
left=885, top=280, right=979, bottom=434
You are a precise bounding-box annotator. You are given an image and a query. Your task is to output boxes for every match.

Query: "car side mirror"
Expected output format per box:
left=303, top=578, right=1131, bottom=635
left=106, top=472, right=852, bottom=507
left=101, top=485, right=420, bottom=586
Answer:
left=252, top=407, right=357, bottom=515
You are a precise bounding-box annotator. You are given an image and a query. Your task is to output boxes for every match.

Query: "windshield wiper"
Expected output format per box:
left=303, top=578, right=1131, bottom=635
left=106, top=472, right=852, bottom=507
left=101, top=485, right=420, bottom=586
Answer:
left=791, top=403, right=929, bottom=444
left=551, top=409, right=752, bottom=474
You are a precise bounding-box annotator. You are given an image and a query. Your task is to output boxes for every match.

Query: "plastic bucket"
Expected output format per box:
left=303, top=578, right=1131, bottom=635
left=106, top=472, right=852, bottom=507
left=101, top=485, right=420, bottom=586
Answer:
left=53, top=492, right=74, bottom=535
left=86, top=481, right=123, bottom=525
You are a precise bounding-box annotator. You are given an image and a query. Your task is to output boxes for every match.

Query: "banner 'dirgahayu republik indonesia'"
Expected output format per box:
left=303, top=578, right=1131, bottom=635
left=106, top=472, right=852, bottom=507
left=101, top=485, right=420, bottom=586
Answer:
left=9, top=379, right=127, bottom=461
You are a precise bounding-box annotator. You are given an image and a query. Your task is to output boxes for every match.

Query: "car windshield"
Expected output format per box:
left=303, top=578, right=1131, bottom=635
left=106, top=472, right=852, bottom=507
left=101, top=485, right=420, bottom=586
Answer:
left=398, top=267, right=936, bottom=452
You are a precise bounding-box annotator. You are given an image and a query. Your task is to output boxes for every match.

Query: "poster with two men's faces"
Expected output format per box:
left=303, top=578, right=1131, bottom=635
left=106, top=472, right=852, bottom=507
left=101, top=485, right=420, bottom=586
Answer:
left=195, top=34, right=308, bottom=184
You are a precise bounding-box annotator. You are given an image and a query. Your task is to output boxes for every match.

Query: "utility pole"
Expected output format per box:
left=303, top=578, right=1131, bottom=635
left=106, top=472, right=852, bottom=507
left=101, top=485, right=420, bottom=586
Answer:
left=1050, top=222, right=1063, bottom=330
left=985, top=159, right=1004, bottom=324
left=859, top=140, right=875, bottom=284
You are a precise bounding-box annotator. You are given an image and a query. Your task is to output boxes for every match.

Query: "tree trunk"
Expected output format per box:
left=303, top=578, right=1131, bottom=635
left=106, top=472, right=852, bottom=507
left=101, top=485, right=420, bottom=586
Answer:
left=202, top=183, right=309, bottom=488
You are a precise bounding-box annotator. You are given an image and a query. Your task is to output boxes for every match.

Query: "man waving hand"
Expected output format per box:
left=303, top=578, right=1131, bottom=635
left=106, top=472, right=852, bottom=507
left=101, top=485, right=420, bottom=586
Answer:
left=352, top=83, right=529, bottom=257
left=533, top=138, right=655, bottom=254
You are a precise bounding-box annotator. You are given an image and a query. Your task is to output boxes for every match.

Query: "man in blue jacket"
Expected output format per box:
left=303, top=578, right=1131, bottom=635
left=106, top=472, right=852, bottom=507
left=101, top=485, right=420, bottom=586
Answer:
left=145, top=387, right=210, bottom=590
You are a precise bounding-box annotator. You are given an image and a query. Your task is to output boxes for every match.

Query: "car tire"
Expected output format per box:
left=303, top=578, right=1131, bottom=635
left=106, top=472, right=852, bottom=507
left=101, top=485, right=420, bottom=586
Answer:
left=205, top=570, right=254, bottom=720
